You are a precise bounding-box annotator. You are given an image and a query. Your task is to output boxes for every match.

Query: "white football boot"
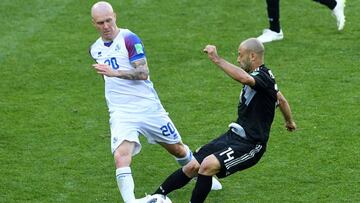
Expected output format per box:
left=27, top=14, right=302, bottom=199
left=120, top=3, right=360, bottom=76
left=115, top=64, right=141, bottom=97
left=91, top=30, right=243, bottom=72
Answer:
left=210, top=176, right=222, bottom=190
left=257, top=29, right=284, bottom=43
left=332, top=0, right=346, bottom=30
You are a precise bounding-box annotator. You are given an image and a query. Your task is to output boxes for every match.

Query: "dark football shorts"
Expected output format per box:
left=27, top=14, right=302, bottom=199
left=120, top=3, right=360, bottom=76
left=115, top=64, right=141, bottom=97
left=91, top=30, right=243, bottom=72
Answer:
left=193, top=130, right=266, bottom=178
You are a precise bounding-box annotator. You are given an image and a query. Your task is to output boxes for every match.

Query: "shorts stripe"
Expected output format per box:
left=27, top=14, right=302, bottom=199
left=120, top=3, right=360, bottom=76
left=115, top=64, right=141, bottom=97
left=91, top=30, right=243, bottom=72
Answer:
left=225, top=145, right=262, bottom=170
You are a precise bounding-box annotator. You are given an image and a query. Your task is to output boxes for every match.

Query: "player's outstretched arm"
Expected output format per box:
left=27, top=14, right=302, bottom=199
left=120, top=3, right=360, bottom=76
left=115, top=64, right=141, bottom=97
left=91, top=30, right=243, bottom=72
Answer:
left=92, top=58, right=149, bottom=80
left=203, top=45, right=254, bottom=86
left=277, top=91, right=296, bottom=132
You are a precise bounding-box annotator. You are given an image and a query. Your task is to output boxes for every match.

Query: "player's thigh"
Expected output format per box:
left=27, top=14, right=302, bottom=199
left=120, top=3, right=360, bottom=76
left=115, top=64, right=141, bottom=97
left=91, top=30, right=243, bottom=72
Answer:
left=193, top=131, right=230, bottom=164
left=214, top=142, right=266, bottom=178
left=109, top=112, right=141, bottom=155
left=140, top=114, right=182, bottom=144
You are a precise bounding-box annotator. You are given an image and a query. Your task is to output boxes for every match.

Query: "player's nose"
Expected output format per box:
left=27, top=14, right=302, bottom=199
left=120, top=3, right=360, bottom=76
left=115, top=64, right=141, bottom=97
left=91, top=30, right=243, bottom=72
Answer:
left=103, top=22, right=110, bottom=29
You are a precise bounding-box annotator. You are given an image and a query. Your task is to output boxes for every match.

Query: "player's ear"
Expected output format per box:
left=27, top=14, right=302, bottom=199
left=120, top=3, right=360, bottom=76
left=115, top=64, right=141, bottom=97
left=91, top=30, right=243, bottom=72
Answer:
left=250, top=52, right=257, bottom=62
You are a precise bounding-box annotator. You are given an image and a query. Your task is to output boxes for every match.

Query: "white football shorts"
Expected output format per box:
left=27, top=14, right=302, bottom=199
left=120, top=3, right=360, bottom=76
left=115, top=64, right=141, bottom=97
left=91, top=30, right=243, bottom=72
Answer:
left=109, top=111, right=182, bottom=155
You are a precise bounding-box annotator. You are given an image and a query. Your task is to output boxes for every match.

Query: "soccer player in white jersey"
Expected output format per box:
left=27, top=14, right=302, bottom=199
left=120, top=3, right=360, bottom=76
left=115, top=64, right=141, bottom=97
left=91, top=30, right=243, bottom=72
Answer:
left=89, top=2, right=221, bottom=202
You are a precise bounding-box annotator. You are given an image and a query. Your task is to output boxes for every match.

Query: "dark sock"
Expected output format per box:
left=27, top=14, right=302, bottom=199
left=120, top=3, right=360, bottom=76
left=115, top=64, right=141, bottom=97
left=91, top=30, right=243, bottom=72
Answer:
left=153, top=168, right=192, bottom=195
left=313, top=0, right=337, bottom=10
left=190, top=174, right=212, bottom=203
left=266, top=0, right=281, bottom=32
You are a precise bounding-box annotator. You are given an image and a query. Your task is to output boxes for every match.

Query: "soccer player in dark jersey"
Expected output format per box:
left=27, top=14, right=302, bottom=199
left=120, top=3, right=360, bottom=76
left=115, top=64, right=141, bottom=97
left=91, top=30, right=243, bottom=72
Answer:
left=147, top=38, right=296, bottom=203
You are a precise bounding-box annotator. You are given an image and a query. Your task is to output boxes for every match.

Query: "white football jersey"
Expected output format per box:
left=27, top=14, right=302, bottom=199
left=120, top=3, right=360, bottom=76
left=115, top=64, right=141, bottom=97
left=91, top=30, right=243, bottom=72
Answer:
left=90, top=29, right=166, bottom=114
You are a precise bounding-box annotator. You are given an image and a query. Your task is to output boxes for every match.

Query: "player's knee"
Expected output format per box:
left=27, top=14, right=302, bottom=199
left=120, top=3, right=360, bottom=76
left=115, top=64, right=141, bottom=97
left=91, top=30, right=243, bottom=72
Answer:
left=183, top=159, right=200, bottom=177
left=198, top=156, right=220, bottom=176
left=114, top=149, right=132, bottom=167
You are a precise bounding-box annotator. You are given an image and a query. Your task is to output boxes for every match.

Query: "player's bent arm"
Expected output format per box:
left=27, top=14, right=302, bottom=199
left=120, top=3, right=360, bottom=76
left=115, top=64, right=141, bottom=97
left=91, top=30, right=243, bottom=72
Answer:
left=204, top=45, right=255, bottom=86
left=117, top=58, right=149, bottom=80
left=92, top=58, right=149, bottom=80
left=213, top=57, right=255, bottom=86
left=277, top=91, right=296, bottom=131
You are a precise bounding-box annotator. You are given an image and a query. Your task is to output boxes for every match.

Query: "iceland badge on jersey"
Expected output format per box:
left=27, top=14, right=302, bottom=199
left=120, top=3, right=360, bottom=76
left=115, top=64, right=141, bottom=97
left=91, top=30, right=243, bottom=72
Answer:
left=134, top=43, right=144, bottom=54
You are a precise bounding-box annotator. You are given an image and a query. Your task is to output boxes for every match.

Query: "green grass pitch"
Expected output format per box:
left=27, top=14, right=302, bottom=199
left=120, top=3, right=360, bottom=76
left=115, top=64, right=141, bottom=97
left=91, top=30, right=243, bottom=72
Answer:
left=1, top=0, right=359, bottom=202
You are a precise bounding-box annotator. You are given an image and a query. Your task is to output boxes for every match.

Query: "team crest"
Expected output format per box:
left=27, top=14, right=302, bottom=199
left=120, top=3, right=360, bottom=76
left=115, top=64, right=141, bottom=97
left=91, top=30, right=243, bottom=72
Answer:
left=134, top=43, right=144, bottom=54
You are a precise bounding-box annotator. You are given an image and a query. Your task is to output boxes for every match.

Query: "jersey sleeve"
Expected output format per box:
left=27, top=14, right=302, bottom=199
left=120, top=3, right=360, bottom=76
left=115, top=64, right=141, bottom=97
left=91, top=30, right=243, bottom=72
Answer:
left=251, top=71, right=277, bottom=92
left=124, top=32, right=146, bottom=63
